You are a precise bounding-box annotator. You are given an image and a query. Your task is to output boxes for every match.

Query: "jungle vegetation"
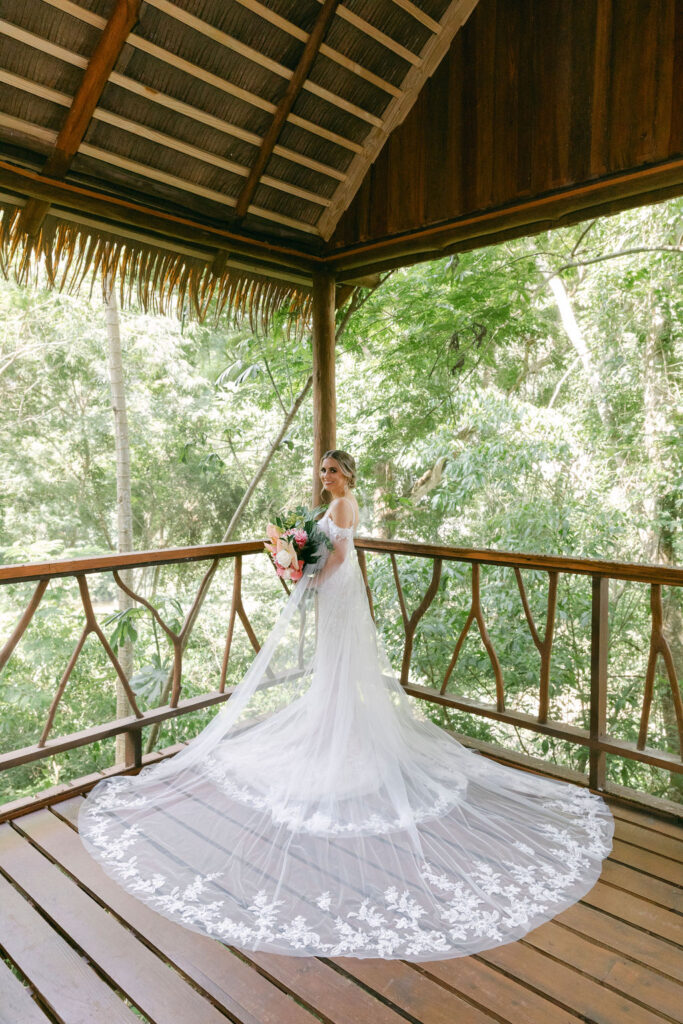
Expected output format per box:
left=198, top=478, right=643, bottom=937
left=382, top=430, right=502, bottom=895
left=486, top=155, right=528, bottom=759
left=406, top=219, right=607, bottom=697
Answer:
left=1, top=198, right=681, bottom=806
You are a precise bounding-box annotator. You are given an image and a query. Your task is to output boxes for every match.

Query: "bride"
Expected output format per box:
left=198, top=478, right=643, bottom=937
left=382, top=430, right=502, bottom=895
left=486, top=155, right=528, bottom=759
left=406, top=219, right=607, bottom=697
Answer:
left=79, top=449, right=614, bottom=960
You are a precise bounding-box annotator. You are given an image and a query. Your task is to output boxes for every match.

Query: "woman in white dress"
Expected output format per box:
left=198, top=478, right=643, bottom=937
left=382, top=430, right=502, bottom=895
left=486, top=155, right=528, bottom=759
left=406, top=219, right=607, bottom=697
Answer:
left=79, top=450, right=613, bottom=960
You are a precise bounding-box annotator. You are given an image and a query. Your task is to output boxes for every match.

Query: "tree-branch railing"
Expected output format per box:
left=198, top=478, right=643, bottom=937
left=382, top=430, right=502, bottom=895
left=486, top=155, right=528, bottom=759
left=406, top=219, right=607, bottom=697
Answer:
left=1, top=537, right=682, bottom=813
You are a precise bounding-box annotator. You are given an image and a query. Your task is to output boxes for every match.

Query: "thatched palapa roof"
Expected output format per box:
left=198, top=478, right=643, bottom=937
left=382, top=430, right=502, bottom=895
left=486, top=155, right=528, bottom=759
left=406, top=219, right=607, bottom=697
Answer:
left=0, top=0, right=681, bottom=324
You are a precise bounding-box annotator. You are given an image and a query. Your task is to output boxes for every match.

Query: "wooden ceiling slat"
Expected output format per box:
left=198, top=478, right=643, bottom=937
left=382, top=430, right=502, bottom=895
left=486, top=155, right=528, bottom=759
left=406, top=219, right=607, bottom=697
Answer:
left=333, top=6, right=422, bottom=65
left=143, top=0, right=382, bottom=128
left=109, top=35, right=363, bottom=154
left=0, top=32, right=347, bottom=183
left=104, top=74, right=349, bottom=180
left=91, top=110, right=331, bottom=207
left=234, top=0, right=341, bottom=222
left=228, top=0, right=402, bottom=97
left=388, top=0, right=442, bottom=34
left=0, top=19, right=88, bottom=71
left=0, top=112, right=321, bottom=234
left=318, top=0, right=481, bottom=239
left=75, top=142, right=321, bottom=234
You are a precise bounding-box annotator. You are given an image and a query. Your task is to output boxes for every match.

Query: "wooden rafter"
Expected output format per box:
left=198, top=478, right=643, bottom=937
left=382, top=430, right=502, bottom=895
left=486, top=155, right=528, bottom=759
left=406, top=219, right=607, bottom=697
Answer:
left=234, top=0, right=341, bottom=224
left=318, top=0, right=482, bottom=239
left=17, top=0, right=140, bottom=238
left=389, top=0, right=442, bottom=33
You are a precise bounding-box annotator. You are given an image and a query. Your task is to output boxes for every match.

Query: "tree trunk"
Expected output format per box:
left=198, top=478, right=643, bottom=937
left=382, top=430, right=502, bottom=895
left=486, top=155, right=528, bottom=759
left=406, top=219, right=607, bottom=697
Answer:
left=105, top=281, right=134, bottom=765
left=373, top=459, right=397, bottom=539
left=538, top=258, right=610, bottom=428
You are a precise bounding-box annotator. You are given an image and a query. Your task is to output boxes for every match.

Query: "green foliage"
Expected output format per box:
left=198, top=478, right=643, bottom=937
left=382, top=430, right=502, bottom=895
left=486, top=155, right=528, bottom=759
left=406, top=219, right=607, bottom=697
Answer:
left=1, top=197, right=682, bottom=805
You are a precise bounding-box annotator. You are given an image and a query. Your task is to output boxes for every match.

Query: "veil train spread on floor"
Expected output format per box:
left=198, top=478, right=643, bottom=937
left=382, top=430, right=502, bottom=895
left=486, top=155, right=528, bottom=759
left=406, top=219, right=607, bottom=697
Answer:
left=79, top=513, right=614, bottom=960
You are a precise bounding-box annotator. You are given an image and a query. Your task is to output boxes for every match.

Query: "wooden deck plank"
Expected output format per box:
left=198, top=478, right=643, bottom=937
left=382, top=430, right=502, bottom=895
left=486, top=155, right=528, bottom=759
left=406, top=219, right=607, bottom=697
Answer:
left=0, top=872, right=138, bottom=1024
left=554, top=902, right=682, bottom=983
left=19, top=805, right=317, bottom=1024
left=479, top=941, right=671, bottom=1024
left=609, top=838, right=683, bottom=885
left=601, top=858, right=683, bottom=912
left=244, top=952, right=411, bottom=1024
left=412, top=957, right=579, bottom=1024
left=614, top=818, right=683, bottom=862
left=0, top=959, right=52, bottom=1024
left=328, top=957, right=496, bottom=1024
left=583, top=882, right=683, bottom=945
left=521, top=921, right=683, bottom=1021
left=0, top=824, right=234, bottom=1024
left=610, top=803, right=683, bottom=841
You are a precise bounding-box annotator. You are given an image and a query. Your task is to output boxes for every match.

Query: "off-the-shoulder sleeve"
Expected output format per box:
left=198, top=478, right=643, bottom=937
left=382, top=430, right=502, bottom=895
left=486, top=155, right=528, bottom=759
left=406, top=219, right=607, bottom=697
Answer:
left=314, top=517, right=355, bottom=586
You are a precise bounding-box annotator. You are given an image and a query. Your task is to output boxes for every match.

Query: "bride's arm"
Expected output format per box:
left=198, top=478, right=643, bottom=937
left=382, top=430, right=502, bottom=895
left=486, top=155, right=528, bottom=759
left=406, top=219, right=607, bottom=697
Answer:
left=313, top=497, right=354, bottom=585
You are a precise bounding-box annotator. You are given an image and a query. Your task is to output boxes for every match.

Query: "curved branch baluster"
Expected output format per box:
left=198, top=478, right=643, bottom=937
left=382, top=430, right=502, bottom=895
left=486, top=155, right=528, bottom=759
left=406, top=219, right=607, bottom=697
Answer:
left=356, top=549, right=375, bottom=622
left=219, top=555, right=272, bottom=693
left=514, top=568, right=558, bottom=722
left=38, top=574, right=142, bottom=748
left=638, top=584, right=683, bottom=756
left=113, top=568, right=183, bottom=707
left=393, top=555, right=442, bottom=686
left=0, top=578, right=49, bottom=674
left=114, top=560, right=224, bottom=708
left=440, top=563, right=504, bottom=712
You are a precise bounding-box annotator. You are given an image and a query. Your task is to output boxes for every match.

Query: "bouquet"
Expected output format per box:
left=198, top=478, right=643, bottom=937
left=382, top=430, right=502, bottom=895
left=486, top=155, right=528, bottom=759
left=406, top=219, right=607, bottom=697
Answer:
left=264, top=504, right=332, bottom=582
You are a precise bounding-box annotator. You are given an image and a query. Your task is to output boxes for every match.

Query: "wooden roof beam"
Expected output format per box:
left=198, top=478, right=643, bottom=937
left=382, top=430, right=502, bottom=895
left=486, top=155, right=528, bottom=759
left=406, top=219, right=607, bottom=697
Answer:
left=233, top=0, right=341, bottom=224
left=17, top=0, right=140, bottom=238
left=0, top=160, right=322, bottom=273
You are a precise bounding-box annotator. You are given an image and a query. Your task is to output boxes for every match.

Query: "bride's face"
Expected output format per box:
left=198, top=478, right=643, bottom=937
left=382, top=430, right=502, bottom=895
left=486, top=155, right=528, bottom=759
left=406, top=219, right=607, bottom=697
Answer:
left=320, top=457, right=349, bottom=497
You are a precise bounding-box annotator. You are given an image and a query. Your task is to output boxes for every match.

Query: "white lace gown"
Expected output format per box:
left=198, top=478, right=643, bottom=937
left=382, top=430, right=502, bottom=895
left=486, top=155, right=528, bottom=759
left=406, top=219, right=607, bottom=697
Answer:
left=79, top=512, right=614, bottom=959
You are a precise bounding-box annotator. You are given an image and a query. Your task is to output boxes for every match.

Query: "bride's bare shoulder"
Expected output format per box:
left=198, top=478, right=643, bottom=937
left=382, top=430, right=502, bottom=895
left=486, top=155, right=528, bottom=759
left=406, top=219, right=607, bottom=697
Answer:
left=328, top=495, right=358, bottom=527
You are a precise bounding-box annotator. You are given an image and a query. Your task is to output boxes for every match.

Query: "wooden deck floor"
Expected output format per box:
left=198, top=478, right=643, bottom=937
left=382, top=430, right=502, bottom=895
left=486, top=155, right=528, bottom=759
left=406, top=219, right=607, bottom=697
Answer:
left=0, top=779, right=681, bottom=1024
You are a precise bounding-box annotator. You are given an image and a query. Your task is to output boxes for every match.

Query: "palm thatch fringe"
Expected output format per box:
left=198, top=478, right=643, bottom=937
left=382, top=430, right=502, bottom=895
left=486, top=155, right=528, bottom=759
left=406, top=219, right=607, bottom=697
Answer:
left=0, top=203, right=312, bottom=332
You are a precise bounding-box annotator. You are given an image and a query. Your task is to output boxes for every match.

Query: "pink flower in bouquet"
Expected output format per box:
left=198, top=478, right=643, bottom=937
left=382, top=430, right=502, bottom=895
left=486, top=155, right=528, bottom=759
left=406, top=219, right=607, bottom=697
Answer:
left=289, top=561, right=303, bottom=581
left=292, top=528, right=308, bottom=547
left=264, top=523, right=281, bottom=555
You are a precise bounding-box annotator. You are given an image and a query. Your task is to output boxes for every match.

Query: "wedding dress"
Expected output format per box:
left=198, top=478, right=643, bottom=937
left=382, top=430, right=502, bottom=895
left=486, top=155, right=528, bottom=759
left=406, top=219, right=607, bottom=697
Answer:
left=79, top=511, right=614, bottom=960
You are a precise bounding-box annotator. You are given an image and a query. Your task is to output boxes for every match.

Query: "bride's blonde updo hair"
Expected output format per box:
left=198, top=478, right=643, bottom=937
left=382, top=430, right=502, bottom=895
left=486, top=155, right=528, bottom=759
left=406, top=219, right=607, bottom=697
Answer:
left=320, top=449, right=357, bottom=489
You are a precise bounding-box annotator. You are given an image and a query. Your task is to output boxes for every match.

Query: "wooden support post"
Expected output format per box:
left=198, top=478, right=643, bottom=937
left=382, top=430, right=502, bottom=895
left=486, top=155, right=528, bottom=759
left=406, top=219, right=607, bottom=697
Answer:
left=312, top=269, right=336, bottom=505
left=589, top=576, right=609, bottom=791
left=122, top=728, right=142, bottom=769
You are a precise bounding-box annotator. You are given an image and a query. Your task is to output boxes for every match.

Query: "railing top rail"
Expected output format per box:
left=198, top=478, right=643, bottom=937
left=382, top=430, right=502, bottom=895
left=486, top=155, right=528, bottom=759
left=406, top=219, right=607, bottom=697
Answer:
left=1, top=536, right=681, bottom=587
left=0, top=540, right=266, bottom=584
left=355, top=537, right=683, bottom=586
